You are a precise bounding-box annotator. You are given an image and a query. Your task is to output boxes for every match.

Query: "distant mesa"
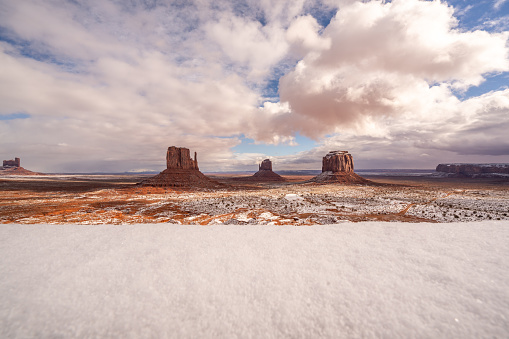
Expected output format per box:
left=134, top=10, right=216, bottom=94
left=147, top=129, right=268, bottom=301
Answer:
left=250, top=159, right=286, bottom=181
left=139, top=146, right=223, bottom=188
left=1, top=157, right=43, bottom=176
left=3, top=157, right=20, bottom=168
left=436, top=163, right=509, bottom=178
left=310, top=151, right=368, bottom=184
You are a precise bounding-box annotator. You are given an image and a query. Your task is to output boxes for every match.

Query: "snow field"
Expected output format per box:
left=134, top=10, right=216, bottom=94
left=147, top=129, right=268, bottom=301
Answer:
left=1, top=222, right=508, bottom=338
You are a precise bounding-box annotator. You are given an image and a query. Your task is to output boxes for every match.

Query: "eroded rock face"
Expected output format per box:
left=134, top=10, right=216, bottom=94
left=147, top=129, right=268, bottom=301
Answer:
left=140, top=146, right=222, bottom=188
left=322, top=151, right=353, bottom=173
left=310, top=151, right=367, bottom=184
left=166, top=146, right=198, bottom=170
left=2, top=157, right=20, bottom=168
left=259, top=159, right=272, bottom=171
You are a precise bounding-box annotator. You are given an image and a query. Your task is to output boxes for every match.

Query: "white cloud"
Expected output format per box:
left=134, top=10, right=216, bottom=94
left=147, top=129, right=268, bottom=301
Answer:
left=494, top=0, right=508, bottom=10
left=0, top=0, right=270, bottom=171
left=251, top=0, right=509, bottom=163
left=206, top=15, right=289, bottom=79
left=286, top=15, right=331, bottom=56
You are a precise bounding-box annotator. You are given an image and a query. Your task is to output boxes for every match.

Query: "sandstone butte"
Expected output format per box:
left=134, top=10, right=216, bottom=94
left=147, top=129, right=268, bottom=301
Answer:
left=139, top=146, right=223, bottom=188
left=249, top=159, right=286, bottom=181
left=310, top=151, right=368, bottom=184
left=0, top=157, right=43, bottom=176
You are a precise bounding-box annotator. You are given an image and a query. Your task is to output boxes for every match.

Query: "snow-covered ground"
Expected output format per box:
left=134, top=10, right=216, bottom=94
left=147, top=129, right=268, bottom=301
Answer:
left=1, top=222, right=508, bottom=338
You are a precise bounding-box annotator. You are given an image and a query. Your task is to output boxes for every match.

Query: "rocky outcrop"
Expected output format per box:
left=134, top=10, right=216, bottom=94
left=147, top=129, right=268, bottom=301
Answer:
left=140, top=147, right=222, bottom=188
left=310, top=151, right=368, bottom=184
left=259, top=159, right=272, bottom=171
left=436, top=163, right=509, bottom=178
left=3, top=157, right=20, bottom=168
left=250, top=159, right=285, bottom=182
left=322, top=151, right=353, bottom=173
left=166, top=146, right=198, bottom=170
left=0, top=157, right=44, bottom=175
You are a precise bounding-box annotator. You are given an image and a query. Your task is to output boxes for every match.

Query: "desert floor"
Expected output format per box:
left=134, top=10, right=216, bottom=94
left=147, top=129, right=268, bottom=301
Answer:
left=1, top=174, right=508, bottom=224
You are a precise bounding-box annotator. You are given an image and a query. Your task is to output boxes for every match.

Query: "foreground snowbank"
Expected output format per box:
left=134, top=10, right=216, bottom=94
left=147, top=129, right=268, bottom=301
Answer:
left=1, top=222, right=508, bottom=338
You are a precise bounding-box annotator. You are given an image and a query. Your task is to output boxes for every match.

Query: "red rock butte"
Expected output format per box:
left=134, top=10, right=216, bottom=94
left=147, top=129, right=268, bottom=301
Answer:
left=139, top=146, right=222, bottom=188
left=1, top=157, right=42, bottom=176
left=249, top=159, right=285, bottom=181
left=310, top=151, right=368, bottom=184
left=3, top=157, right=20, bottom=168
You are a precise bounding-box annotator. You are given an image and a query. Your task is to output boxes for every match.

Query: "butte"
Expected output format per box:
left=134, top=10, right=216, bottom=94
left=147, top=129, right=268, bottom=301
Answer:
left=249, top=159, right=286, bottom=182
left=309, top=151, right=368, bottom=184
left=1, top=157, right=43, bottom=176
left=139, top=146, right=222, bottom=188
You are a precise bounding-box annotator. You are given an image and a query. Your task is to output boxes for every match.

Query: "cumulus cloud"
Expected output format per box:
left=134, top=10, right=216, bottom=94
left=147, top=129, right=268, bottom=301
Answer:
left=249, top=0, right=509, bottom=166
left=0, top=0, right=266, bottom=171
left=206, top=15, right=288, bottom=79
left=286, top=15, right=331, bottom=56
left=420, top=89, right=509, bottom=156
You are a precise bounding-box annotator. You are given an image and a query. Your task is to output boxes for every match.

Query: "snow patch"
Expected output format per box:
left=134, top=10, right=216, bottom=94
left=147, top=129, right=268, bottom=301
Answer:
left=0, top=222, right=508, bottom=338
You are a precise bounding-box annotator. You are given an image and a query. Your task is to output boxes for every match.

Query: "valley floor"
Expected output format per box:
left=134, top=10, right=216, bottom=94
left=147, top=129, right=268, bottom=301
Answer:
left=1, top=174, right=508, bottom=224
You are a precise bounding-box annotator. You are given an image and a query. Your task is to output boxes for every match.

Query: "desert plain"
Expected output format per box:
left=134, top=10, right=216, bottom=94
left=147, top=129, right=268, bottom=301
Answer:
left=1, top=173, right=508, bottom=225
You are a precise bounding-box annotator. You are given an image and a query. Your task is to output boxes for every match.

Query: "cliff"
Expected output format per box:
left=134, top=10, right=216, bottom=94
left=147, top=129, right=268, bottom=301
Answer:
left=3, top=157, right=20, bottom=168
left=310, top=151, right=368, bottom=184
left=140, top=146, right=222, bottom=188
left=436, top=163, right=509, bottom=178
left=166, top=146, right=198, bottom=170
left=322, top=151, right=354, bottom=173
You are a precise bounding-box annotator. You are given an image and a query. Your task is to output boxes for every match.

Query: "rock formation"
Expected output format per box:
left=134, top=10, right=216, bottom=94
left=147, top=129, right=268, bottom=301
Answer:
left=3, top=157, right=20, bottom=168
left=250, top=159, right=285, bottom=181
left=436, top=163, right=509, bottom=178
left=139, top=146, right=223, bottom=188
left=322, top=151, right=353, bottom=173
left=166, top=146, right=198, bottom=170
left=259, top=159, right=272, bottom=171
left=0, top=157, right=43, bottom=176
left=310, top=151, right=368, bottom=184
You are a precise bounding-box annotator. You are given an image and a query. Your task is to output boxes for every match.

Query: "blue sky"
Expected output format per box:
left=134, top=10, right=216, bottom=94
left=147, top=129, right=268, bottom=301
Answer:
left=1, top=0, right=508, bottom=172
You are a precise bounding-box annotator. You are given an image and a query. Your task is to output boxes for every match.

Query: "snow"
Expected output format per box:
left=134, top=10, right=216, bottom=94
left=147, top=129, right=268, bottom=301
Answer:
left=1, top=222, right=508, bottom=338
left=284, top=193, right=304, bottom=201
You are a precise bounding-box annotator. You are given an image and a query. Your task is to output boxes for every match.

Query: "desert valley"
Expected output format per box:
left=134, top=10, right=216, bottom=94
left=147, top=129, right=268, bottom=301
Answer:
left=2, top=1, right=509, bottom=337
left=1, top=149, right=508, bottom=225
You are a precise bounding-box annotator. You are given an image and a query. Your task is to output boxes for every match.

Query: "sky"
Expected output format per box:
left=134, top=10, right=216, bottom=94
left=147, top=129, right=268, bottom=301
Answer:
left=0, top=0, right=508, bottom=173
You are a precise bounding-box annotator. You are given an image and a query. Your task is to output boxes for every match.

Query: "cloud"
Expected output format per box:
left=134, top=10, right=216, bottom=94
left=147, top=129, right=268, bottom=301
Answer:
left=0, top=0, right=508, bottom=172
left=0, top=0, right=277, bottom=171
left=249, top=0, right=509, bottom=161
left=494, top=0, right=508, bottom=10
left=420, top=89, right=509, bottom=156
left=286, top=15, right=331, bottom=56
left=206, top=15, right=289, bottom=79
